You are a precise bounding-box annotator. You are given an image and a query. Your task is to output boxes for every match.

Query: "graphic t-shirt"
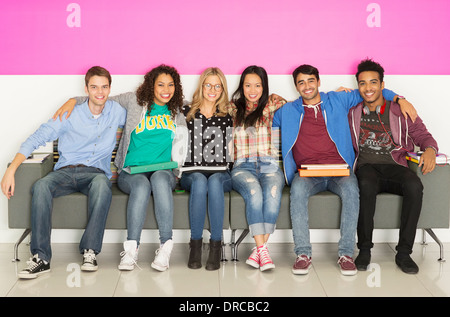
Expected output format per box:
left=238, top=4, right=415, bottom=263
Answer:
left=124, top=103, right=176, bottom=167
left=357, top=101, right=396, bottom=167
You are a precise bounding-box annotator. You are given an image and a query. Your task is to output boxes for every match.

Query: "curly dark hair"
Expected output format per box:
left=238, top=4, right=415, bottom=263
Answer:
left=136, top=64, right=184, bottom=117
left=356, top=58, right=384, bottom=82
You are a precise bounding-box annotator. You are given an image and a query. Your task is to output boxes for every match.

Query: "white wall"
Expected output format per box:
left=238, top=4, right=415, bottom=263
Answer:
left=1, top=74, right=449, bottom=244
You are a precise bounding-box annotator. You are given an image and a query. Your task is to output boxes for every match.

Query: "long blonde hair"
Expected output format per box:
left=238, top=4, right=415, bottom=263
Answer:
left=186, top=67, right=229, bottom=122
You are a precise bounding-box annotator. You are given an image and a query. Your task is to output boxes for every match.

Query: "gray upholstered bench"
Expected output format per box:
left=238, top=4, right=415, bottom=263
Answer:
left=7, top=155, right=450, bottom=264
left=8, top=154, right=230, bottom=261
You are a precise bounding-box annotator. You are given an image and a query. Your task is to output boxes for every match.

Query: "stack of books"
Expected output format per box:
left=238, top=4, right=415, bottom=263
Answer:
left=406, top=152, right=449, bottom=165
left=24, top=153, right=50, bottom=163
left=298, top=164, right=350, bottom=177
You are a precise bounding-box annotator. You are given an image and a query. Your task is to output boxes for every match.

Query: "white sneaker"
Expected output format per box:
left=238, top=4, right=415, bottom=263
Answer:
left=151, top=239, right=173, bottom=272
left=81, top=249, right=98, bottom=272
left=118, top=240, right=139, bottom=271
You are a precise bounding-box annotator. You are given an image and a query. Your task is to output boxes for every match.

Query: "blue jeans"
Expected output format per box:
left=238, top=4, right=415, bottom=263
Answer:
left=231, top=160, right=285, bottom=236
left=180, top=171, right=232, bottom=241
left=118, top=169, right=176, bottom=245
left=31, top=166, right=112, bottom=262
left=290, top=171, right=359, bottom=257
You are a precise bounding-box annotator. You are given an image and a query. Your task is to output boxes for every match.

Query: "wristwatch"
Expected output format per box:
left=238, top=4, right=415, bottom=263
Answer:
left=396, top=96, right=405, bottom=103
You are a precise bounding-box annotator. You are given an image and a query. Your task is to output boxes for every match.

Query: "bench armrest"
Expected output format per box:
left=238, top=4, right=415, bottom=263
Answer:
left=8, top=154, right=53, bottom=228
left=408, top=161, right=450, bottom=228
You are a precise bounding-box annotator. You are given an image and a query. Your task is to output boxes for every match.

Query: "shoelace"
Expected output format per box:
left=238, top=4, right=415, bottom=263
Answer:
left=248, top=247, right=259, bottom=261
left=258, top=246, right=273, bottom=265
left=338, top=256, right=355, bottom=266
left=26, top=257, right=40, bottom=271
left=120, top=250, right=141, bottom=270
left=338, top=255, right=350, bottom=263
left=297, top=254, right=310, bottom=262
left=83, top=251, right=96, bottom=264
left=154, top=244, right=172, bottom=263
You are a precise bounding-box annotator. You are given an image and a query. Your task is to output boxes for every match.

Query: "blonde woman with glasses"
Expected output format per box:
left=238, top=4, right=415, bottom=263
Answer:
left=180, top=67, right=233, bottom=270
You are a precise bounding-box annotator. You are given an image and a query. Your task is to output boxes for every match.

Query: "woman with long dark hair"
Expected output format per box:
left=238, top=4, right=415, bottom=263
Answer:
left=230, top=65, right=285, bottom=271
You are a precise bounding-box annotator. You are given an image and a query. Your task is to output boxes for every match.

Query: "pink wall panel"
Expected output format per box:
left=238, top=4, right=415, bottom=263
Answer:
left=1, top=0, right=449, bottom=75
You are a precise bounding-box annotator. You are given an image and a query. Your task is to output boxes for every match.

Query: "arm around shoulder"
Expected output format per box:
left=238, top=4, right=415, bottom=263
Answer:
left=53, top=98, right=77, bottom=121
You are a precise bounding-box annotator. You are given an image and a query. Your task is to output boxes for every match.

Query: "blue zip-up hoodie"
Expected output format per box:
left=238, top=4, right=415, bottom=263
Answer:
left=273, top=89, right=397, bottom=185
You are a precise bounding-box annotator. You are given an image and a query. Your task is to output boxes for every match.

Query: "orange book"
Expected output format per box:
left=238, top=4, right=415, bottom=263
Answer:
left=298, top=164, right=350, bottom=177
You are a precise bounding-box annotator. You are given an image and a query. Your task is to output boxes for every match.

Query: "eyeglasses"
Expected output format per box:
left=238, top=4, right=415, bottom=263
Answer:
left=203, top=83, right=223, bottom=91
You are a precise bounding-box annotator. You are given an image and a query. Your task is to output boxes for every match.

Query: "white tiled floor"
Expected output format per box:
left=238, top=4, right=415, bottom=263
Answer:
left=1, top=241, right=450, bottom=297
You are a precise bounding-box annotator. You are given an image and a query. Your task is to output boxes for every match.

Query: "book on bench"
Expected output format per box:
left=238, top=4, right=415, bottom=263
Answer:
left=406, top=152, right=449, bottom=165
left=298, top=163, right=350, bottom=177
left=125, top=161, right=178, bottom=174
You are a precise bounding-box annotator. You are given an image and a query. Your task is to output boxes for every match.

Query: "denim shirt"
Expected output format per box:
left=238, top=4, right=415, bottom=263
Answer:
left=19, top=100, right=126, bottom=179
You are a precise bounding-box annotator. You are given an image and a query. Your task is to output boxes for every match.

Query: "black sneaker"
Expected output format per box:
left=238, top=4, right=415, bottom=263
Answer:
left=355, top=251, right=371, bottom=271
left=81, top=249, right=98, bottom=271
left=395, top=253, right=419, bottom=274
left=18, top=254, right=50, bottom=279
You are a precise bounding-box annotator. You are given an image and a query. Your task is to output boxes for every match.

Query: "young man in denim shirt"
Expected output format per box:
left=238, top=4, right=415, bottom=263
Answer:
left=1, top=66, right=126, bottom=279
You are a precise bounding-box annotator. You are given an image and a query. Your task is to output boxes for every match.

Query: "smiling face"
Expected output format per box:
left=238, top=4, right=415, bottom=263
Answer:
left=243, top=73, right=263, bottom=103
left=202, top=75, right=223, bottom=104
left=357, top=70, right=384, bottom=109
left=153, top=73, right=175, bottom=106
left=295, top=73, right=321, bottom=104
left=85, top=75, right=111, bottom=109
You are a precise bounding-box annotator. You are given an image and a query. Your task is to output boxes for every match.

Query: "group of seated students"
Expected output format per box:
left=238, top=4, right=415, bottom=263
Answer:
left=1, top=58, right=438, bottom=280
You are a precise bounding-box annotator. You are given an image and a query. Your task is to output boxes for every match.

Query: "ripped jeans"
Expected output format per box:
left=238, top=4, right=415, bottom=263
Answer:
left=231, top=158, right=285, bottom=237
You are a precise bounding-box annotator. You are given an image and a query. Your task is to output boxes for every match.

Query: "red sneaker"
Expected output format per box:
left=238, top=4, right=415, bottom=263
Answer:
left=292, top=254, right=312, bottom=275
left=245, top=247, right=260, bottom=269
left=337, top=255, right=357, bottom=276
left=258, top=244, right=275, bottom=272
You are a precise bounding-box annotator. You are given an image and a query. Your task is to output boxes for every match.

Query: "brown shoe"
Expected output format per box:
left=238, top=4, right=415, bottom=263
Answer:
left=188, top=239, right=202, bottom=269
left=205, top=239, right=222, bottom=271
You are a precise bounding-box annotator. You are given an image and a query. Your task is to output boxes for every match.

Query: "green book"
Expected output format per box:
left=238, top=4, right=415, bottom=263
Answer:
left=128, top=161, right=178, bottom=174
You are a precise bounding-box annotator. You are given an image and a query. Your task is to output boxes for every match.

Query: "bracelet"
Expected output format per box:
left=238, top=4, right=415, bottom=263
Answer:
left=396, top=95, right=405, bottom=103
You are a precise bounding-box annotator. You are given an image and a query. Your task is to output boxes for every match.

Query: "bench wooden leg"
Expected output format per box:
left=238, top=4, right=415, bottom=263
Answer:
left=423, top=228, right=446, bottom=262
left=230, top=229, right=249, bottom=261
left=12, top=228, right=31, bottom=262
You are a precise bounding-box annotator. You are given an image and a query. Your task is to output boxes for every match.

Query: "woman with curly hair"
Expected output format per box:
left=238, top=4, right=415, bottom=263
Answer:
left=180, top=67, right=233, bottom=270
left=54, top=64, right=188, bottom=272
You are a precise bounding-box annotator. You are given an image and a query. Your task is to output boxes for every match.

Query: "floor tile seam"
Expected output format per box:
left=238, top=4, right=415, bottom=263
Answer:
left=310, top=264, right=329, bottom=297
